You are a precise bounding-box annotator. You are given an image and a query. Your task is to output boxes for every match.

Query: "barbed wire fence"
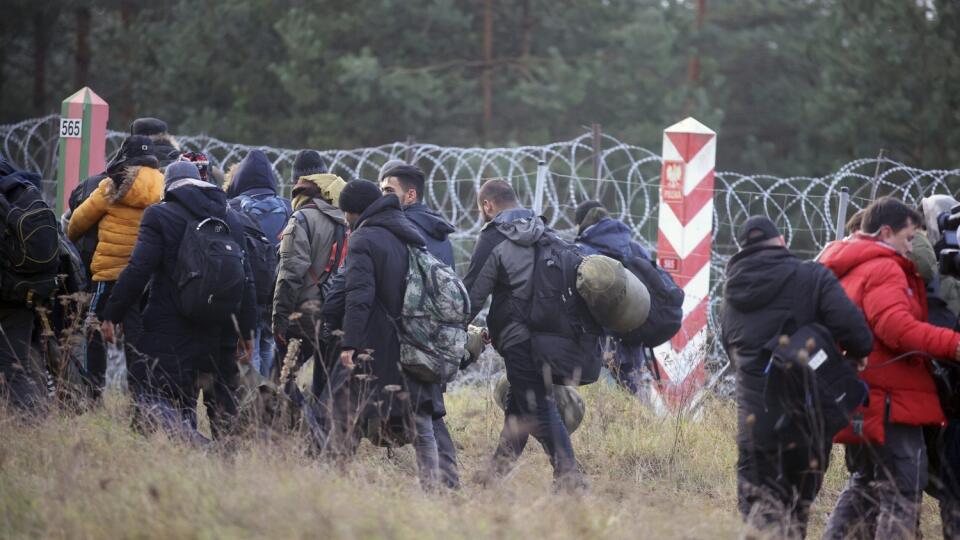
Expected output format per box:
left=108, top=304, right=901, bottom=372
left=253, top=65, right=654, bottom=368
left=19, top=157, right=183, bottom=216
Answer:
left=4, top=115, right=960, bottom=383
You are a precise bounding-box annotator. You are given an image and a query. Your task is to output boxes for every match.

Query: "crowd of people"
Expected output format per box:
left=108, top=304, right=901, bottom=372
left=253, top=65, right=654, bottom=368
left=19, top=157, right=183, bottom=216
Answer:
left=3, top=116, right=960, bottom=537
left=0, top=116, right=675, bottom=494
left=725, top=198, right=960, bottom=538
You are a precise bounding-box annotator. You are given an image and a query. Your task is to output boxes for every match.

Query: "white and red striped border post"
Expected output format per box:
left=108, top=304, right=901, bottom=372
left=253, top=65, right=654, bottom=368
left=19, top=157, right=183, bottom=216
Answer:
left=653, top=117, right=716, bottom=409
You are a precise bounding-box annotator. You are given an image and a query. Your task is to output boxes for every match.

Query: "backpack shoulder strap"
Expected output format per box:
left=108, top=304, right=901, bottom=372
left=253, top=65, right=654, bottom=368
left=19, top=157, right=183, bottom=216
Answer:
left=325, top=222, right=349, bottom=273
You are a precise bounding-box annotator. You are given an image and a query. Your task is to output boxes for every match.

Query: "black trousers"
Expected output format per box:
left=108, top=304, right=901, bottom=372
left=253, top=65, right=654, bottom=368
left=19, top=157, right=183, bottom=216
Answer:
left=127, top=328, right=238, bottom=444
left=737, top=438, right=831, bottom=539
left=492, top=341, right=579, bottom=481
left=0, top=306, right=44, bottom=411
left=823, top=423, right=928, bottom=540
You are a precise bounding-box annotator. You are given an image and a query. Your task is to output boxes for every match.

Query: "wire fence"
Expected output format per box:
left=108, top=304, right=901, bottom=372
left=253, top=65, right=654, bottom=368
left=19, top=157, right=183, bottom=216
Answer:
left=4, top=115, right=960, bottom=377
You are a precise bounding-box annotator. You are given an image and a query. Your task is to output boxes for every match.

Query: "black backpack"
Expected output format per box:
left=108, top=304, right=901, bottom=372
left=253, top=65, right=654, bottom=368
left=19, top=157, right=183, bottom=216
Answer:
left=0, top=174, right=61, bottom=303
left=527, top=232, right=603, bottom=386
left=762, top=322, right=869, bottom=446
left=617, top=255, right=684, bottom=347
left=237, top=213, right=277, bottom=306
left=169, top=204, right=246, bottom=325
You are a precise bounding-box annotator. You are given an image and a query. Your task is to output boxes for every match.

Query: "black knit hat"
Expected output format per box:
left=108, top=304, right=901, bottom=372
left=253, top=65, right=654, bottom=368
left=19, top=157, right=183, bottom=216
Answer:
left=292, top=149, right=327, bottom=181
left=575, top=200, right=604, bottom=226
left=106, top=135, right=159, bottom=174
left=737, top=215, right=781, bottom=247
left=339, top=180, right=382, bottom=214
left=130, top=117, right=168, bottom=136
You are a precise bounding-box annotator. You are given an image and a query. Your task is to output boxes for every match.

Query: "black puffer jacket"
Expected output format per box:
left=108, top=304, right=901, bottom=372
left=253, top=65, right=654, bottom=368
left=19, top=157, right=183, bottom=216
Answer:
left=102, top=180, right=257, bottom=367
left=721, top=245, right=873, bottom=448
left=341, top=195, right=444, bottom=419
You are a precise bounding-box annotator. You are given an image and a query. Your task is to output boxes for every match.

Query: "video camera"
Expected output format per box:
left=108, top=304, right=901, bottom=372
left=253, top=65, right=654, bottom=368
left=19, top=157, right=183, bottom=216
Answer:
left=936, top=204, right=960, bottom=277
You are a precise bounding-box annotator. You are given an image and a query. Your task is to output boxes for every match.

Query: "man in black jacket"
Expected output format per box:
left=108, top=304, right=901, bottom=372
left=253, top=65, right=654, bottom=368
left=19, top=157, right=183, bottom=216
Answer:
left=101, top=162, right=256, bottom=441
left=721, top=216, right=873, bottom=538
left=464, top=179, right=585, bottom=491
left=379, top=162, right=461, bottom=489
left=335, top=180, right=446, bottom=490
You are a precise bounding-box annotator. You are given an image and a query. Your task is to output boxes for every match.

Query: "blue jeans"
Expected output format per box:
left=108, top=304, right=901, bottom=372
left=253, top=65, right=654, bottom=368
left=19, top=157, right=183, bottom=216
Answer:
left=252, top=319, right=274, bottom=378
left=434, top=417, right=460, bottom=488
left=413, top=411, right=441, bottom=490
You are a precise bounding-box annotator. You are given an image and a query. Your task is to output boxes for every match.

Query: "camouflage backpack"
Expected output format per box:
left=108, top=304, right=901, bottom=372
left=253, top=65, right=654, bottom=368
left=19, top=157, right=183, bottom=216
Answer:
left=393, top=246, right=470, bottom=384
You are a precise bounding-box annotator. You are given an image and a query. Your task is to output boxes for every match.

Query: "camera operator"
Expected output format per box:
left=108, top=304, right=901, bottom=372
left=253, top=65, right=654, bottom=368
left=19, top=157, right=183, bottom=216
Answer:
left=820, top=197, right=960, bottom=539
left=918, top=195, right=960, bottom=537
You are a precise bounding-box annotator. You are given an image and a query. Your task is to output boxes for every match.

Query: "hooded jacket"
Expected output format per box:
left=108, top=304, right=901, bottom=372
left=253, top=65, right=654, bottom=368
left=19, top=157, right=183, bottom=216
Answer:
left=464, top=207, right=545, bottom=352
left=226, top=150, right=281, bottom=199
left=102, top=180, right=257, bottom=365
left=340, top=195, right=442, bottom=418
left=576, top=217, right=651, bottom=262
left=404, top=202, right=456, bottom=269
left=576, top=217, right=652, bottom=370
left=67, top=166, right=164, bottom=281
left=226, top=150, right=292, bottom=250
left=722, top=244, right=873, bottom=449
left=273, top=189, right=347, bottom=335
left=290, top=173, right=345, bottom=212
left=819, top=234, right=960, bottom=443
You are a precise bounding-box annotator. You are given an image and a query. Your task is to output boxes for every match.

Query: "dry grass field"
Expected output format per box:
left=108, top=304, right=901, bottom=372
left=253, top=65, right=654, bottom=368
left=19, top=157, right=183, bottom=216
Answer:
left=0, top=382, right=947, bottom=539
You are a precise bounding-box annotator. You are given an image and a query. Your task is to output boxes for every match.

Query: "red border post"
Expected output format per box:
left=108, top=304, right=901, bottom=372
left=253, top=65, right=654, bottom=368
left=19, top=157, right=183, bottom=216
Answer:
left=653, top=117, right=716, bottom=410
left=56, top=87, right=108, bottom=215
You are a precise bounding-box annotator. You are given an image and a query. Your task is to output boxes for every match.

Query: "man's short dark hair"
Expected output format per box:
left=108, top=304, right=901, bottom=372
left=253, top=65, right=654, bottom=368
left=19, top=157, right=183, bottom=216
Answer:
left=478, top=179, right=518, bottom=206
left=382, top=164, right=425, bottom=201
left=861, top=197, right=923, bottom=234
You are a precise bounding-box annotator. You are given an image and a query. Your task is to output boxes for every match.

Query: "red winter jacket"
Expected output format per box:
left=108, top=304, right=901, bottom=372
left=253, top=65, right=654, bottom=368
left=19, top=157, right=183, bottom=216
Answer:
left=819, top=235, right=960, bottom=444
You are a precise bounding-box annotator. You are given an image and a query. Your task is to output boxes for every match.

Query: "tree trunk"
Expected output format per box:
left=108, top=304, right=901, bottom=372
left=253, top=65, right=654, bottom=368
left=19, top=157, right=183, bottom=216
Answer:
left=686, top=0, right=707, bottom=85
left=32, top=10, right=49, bottom=115
left=520, top=0, right=532, bottom=58
left=119, top=1, right=136, bottom=124
left=481, top=0, right=494, bottom=141
left=75, top=6, right=91, bottom=89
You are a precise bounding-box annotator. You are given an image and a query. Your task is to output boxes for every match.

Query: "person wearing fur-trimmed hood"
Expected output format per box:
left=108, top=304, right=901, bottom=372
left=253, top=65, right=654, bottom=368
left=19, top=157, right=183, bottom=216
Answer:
left=67, top=135, right=163, bottom=397
left=272, top=150, right=348, bottom=383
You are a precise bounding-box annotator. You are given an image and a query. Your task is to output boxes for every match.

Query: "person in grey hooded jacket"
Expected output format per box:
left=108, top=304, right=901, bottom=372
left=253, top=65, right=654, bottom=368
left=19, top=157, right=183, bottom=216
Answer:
left=464, top=179, right=585, bottom=491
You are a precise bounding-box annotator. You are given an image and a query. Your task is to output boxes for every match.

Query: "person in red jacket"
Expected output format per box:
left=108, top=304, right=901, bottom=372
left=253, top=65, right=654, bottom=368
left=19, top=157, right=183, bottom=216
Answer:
left=819, top=197, right=960, bottom=539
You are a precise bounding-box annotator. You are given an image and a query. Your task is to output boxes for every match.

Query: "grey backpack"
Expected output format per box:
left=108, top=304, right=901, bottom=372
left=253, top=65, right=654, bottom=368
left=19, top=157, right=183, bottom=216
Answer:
left=393, top=246, right=470, bottom=384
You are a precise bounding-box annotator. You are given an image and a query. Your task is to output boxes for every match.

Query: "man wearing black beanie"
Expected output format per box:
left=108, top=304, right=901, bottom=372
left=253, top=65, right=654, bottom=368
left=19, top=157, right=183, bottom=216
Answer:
left=328, top=180, right=446, bottom=490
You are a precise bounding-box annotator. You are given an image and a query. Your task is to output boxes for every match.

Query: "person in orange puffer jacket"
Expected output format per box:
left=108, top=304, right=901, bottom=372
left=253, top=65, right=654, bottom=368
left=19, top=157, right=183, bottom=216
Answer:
left=819, top=196, right=960, bottom=539
left=67, top=135, right=164, bottom=397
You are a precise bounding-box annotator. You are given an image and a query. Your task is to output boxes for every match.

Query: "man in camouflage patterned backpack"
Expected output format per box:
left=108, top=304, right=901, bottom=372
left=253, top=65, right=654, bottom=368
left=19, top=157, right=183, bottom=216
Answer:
left=380, top=161, right=463, bottom=489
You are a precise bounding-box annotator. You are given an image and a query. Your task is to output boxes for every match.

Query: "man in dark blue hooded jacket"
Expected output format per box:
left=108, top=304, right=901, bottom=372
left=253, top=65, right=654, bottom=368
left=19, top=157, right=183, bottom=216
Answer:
left=101, top=162, right=257, bottom=441
left=226, top=149, right=292, bottom=378
left=379, top=163, right=461, bottom=489
left=380, top=162, right=456, bottom=267
left=574, top=201, right=652, bottom=397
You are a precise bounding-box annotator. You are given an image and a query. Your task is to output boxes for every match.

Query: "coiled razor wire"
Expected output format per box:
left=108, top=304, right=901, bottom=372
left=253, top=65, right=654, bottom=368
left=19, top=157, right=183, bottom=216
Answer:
left=4, top=115, right=960, bottom=377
